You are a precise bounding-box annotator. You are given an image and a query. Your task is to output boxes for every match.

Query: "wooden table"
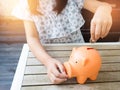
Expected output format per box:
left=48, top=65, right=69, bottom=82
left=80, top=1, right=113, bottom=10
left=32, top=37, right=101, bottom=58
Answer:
left=11, top=43, right=120, bottom=90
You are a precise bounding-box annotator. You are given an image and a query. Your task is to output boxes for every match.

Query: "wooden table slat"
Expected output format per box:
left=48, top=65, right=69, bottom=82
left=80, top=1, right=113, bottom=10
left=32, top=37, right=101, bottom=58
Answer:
left=42, top=43, right=120, bottom=50
left=22, top=82, right=120, bottom=90
left=28, top=50, right=120, bottom=58
left=26, top=56, right=120, bottom=65
left=24, top=63, right=120, bottom=75
left=22, top=72, right=120, bottom=86
left=10, top=44, right=29, bottom=90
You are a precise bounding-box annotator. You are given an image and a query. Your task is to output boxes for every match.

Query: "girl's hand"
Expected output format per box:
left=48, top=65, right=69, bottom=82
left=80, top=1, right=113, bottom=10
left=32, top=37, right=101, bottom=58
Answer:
left=90, top=4, right=112, bottom=42
left=45, top=58, right=68, bottom=84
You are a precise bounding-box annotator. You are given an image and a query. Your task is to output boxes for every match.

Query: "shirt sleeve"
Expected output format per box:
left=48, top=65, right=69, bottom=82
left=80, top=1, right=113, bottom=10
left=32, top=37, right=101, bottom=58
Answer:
left=11, top=0, right=33, bottom=21
left=74, top=0, right=84, bottom=9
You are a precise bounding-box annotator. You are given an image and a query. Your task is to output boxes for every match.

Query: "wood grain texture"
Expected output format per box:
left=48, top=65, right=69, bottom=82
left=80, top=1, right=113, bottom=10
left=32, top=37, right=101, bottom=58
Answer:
left=40, top=43, right=120, bottom=50
left=26, top=56, right=120, bottom=65
left=28, top=49, right=120, bottom=58
left=22, top=72, right=120, bottom=86
left=22, top=82, right=120, bottom=90
left=24, top=63, right=120, bottom=75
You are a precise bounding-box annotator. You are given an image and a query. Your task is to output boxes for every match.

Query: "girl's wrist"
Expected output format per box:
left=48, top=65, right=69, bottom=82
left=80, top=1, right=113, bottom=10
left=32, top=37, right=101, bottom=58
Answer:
left=42, top=56, right=55, bottom=67
left=97, top=3, right=112, bottom=14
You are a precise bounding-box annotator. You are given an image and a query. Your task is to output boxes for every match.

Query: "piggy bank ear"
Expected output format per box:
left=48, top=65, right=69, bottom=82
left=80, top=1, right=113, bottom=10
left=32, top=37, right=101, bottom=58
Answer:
left=82, top=58, right=88, bottom=66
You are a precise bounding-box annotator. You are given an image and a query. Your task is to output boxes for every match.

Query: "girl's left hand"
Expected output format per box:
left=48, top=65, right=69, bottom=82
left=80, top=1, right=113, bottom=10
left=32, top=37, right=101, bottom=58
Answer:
left=90, top=5, right=112, bottom=42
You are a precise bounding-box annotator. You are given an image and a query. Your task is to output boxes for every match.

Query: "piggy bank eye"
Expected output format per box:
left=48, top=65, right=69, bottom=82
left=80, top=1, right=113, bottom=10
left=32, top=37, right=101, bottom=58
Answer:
left=75, top=61, right=78, bottom=63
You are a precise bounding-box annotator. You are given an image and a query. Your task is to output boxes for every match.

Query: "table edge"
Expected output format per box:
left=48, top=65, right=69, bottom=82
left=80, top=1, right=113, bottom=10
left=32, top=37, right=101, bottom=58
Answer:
left=10, top=44, right=29, bottom=90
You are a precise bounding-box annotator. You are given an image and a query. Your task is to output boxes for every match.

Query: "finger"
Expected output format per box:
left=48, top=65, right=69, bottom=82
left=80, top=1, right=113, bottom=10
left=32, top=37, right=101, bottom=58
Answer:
left=51, top=66, right=63, bottom=78
left=57, top=63, right=68, bottom=77
left=50, top=73, right=67, bottom=84
left=101, top=21, right=107, bottom=38
left=57, top=63, right=66, bottom=74
left=90, top=20, right=96, bottom=42
left=95, top=22, right=102, bottom=41
left=51, top=65, right=67, bottom=79
left=102, top=21, right=112, bottom=38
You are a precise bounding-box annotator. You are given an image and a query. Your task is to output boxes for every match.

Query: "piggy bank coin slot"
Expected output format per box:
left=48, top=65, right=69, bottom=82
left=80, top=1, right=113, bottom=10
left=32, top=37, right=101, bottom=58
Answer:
left=87, top=48, right=94, bottom=50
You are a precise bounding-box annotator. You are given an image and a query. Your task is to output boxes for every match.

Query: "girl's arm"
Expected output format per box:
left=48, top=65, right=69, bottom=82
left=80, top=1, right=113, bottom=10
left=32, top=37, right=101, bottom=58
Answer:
left=23, top=21, right=68, bottom=84
left=23, top=21, right=51, bottom=65
left=83, top=0, right=112, bottom=42
left=83, top=0, right=112, bottom=13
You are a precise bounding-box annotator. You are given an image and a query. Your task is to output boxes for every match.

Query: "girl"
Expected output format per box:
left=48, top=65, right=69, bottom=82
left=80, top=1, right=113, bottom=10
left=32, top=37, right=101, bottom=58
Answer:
left=12, top=0, right=112, bottom=84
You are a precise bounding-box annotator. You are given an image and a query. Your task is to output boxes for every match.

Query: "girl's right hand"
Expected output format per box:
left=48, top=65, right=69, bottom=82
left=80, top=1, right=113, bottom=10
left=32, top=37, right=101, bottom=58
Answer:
left=45, top=58, right=68, bottom=84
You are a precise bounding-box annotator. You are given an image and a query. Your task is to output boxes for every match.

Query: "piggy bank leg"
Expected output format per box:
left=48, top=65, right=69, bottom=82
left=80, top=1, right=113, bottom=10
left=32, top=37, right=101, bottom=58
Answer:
left=89, top=73, right=98, bottom=80
left=77, top=76, right=87, bottom=84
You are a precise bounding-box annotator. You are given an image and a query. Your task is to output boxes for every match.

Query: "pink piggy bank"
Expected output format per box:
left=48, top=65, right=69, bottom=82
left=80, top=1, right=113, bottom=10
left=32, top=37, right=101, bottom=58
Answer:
left=64, top=46, right=101, bottom=84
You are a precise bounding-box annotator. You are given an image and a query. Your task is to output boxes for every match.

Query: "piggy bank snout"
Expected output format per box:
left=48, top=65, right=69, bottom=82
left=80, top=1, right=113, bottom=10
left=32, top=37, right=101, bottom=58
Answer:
left=64, top=62, right=73, bottom=78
